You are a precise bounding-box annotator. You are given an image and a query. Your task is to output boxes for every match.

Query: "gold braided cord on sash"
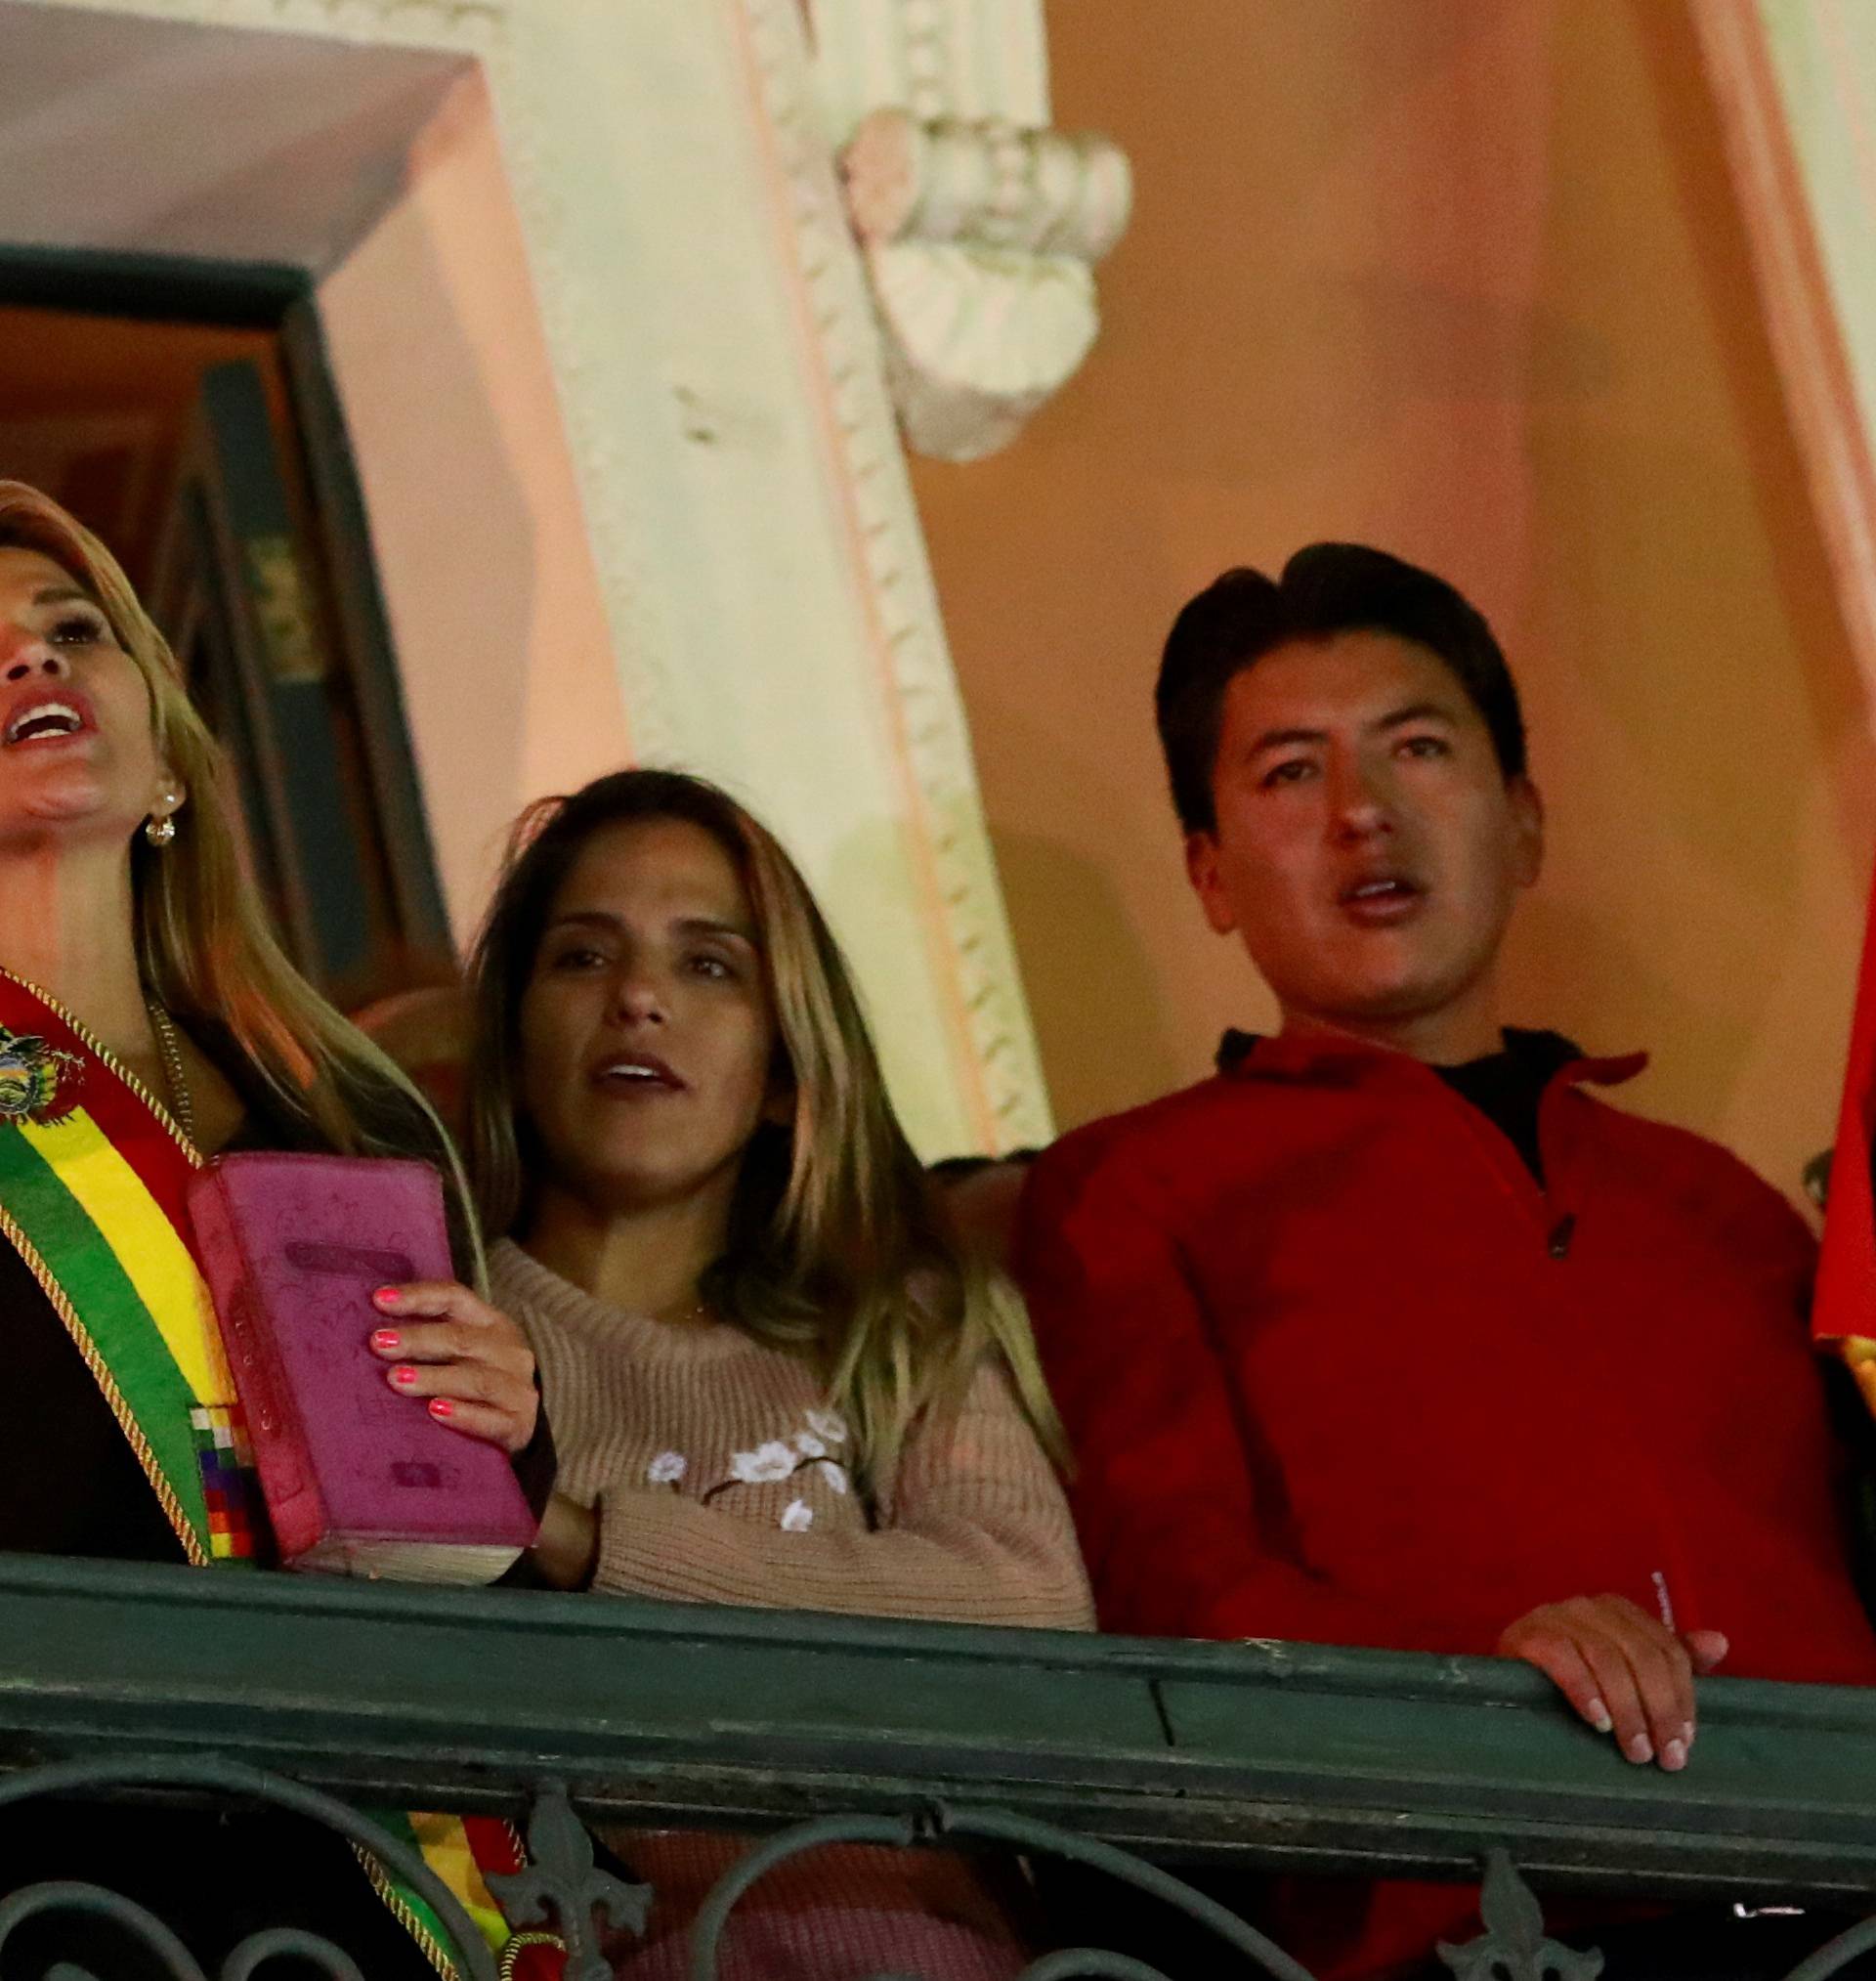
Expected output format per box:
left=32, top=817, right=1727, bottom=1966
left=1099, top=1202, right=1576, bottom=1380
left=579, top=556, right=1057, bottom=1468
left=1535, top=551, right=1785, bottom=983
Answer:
left=351, top=1844, right=459, bottom=1981
left=499, top=1933, right=567, bottom=1979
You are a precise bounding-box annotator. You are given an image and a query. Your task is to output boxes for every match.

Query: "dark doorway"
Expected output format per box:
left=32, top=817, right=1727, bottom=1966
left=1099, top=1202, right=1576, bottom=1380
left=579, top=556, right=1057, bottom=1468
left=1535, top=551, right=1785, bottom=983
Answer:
left=0, top=251, right=451, bottom=1012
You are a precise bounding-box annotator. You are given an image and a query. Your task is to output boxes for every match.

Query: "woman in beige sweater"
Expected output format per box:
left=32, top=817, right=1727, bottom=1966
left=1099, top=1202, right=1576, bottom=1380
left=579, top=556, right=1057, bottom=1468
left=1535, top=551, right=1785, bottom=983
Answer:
left=465, top=767, right=1092, bottom=1978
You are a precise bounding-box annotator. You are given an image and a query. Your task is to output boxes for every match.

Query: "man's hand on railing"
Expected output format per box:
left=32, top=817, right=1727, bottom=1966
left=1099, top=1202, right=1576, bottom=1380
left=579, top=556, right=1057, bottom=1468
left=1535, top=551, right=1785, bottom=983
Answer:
left=1497, top=1594, right=1729, bottom=1773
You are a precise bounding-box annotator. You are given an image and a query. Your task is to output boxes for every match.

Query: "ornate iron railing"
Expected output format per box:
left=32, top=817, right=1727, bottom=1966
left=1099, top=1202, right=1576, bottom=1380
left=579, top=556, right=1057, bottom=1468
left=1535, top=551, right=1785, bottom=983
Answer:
left=2, top=1551, right=1875, bottom=1977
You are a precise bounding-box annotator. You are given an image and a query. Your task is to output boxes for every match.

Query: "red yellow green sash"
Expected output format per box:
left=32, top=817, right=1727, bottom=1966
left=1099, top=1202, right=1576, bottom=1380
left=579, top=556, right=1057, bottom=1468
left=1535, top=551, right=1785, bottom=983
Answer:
left=0, top=971, right=563, bottom=1979
left=0, top=969, right=257, bottom=1565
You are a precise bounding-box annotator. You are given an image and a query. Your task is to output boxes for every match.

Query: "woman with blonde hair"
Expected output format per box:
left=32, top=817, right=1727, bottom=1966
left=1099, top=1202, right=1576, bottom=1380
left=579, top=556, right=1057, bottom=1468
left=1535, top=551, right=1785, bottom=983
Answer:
left=468, top=766, right=1092, bottom=1977
left=0, top=481, right=549, bottom=1976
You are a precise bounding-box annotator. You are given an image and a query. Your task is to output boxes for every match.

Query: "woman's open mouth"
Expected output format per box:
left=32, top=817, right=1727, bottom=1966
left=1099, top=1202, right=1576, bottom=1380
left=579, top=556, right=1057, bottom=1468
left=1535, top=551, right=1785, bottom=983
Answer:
left=589, top=1052, right=687, bottom=1094
left=2, top=696, right=92, bottom=748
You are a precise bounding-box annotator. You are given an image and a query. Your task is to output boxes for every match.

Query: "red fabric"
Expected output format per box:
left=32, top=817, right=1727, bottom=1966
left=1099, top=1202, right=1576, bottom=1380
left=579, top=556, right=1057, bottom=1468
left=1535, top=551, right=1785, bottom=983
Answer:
left=458, top=1818, right=564, bottom=1981
left=609, top=1833, right=1028, bottom=1981
left=1015, top=1032, right=1876, bottom=1978
left=1816, top=893, right=1876, bottom=1356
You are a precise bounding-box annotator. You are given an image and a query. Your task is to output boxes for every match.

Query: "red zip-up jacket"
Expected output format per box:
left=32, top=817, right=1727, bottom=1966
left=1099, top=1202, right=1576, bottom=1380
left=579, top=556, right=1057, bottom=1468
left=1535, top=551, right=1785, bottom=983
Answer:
left=1015, top=1032, right=1876, bottom=1973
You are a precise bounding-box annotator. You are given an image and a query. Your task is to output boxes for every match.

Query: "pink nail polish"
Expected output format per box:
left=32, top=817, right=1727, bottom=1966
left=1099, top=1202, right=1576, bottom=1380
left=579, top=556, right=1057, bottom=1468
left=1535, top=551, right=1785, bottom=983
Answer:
left=393, top=1365, right=418, bottom=1387
left=428, top=1397, right=454, bottom=1419
left=373, top=1286, right=402, bottom=1307
left=370, top=1330, right=401, bottom=1353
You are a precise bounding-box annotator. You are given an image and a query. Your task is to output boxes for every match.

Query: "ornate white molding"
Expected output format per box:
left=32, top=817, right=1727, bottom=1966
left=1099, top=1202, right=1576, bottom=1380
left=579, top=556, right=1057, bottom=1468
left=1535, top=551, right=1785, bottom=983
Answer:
left=1693, top=1, right=1876, bottom=727
left=474, top=20, right=687, bottom=775
left=842, top=107, right=1129, bottom=459
left=11, top=0, right=1055, bottom=1153
left=736, top=0, right=1054, bottom=1148
left=6, top=0, right=501, bottom=44
left=843, top=109, right=1128, bottom=259
left=810, top=0, right=1048, bottom=139
left=813, top=0, right=1131, bottom=462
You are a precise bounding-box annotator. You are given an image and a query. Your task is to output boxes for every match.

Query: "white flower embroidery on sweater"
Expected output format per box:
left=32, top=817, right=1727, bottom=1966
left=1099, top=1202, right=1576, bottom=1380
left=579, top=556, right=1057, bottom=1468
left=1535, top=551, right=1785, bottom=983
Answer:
left=817, top=1462, right=850, bottom=1496
left=779, top=1498, right=814, bottom=1532
left=731, top=1441, right=797, bottom=1485
left=805, top=1408, right=848, bottom=1446
left=646, top=1451, right=687, bottom=1486
left=793, top=1432, right=827, bottom=1459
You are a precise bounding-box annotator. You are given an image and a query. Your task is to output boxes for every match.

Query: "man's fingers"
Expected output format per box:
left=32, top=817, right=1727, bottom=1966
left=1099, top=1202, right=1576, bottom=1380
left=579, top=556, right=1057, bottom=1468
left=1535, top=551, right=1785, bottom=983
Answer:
left=1684, top=1628, right=1729, bottom=1676
left=1614, top=1621, right=1694, bottom=1770
left=1573, top=1632, right=1653, bottom=1765
left=1514, top=1631, right=1612, bottom=1734
left=1502, top=1597, right=1719, bottom=1772
left=1598, top=1593, right=1659, bottom=1634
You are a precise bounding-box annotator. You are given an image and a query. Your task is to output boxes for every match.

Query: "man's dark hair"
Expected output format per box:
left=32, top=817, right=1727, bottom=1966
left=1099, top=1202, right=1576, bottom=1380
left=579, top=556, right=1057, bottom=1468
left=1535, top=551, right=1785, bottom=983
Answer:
left=1154, top=543, right=1527, bottom=834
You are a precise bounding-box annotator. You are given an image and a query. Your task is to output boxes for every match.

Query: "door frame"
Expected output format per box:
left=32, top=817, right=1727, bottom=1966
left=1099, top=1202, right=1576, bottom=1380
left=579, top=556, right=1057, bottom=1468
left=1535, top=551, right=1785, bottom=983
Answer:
left=0, top=0, right=1066, bottom=1156
left=0, top=246, right=453, bottom=979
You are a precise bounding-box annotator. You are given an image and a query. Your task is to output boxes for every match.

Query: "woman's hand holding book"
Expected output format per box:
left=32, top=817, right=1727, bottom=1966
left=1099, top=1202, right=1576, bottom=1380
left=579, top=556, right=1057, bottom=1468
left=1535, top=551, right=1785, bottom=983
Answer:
left=368, top=1282, right=540, bottom=1453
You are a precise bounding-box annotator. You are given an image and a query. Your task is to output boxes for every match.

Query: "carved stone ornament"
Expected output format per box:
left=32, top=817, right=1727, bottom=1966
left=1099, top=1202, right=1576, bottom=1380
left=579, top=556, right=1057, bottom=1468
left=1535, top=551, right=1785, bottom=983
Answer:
left=827, top=11, right=1132, bottom=460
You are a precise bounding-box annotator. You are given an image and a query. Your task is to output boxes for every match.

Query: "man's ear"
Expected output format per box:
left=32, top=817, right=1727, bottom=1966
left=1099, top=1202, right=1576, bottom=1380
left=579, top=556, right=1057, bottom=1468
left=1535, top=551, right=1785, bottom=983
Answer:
left=1508, top=775, right=1544, bottom=889
left=1184, top=830, right=1240, bottom=935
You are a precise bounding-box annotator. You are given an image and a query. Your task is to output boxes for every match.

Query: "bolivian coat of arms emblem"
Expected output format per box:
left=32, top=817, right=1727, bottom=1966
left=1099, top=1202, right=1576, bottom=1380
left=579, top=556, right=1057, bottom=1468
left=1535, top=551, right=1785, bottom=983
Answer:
left=0, top=1026, right=82, bottom=1125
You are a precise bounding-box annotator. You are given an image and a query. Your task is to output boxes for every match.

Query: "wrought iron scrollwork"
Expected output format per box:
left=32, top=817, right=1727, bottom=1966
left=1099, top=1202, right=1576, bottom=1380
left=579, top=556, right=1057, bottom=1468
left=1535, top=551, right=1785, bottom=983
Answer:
left=10, top=1755, right=1873, bottom=1981
left=1777, top=1913, right=1876, bottom=1981
left=0, top=1879, right=367, bottom=1980
left=1434, top=1848, right=1876, bottom=1981
left=0, top=1753, right=496, bottom=1981
left=1438, top=1851, right=1602, bottom=1981
left=219, top=1927, right=366, bottom=1980
left=486, top=1781, right=652, bottom=1981
left=0, top=1880, right=207, bottom=1980
left=685, top=1803, right=1318, bottom=1981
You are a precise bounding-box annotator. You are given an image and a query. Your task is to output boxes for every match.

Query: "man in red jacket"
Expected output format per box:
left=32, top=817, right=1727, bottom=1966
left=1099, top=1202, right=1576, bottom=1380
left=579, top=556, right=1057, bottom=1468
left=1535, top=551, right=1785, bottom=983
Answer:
left=1014, top=544, right=1876, bottom=1975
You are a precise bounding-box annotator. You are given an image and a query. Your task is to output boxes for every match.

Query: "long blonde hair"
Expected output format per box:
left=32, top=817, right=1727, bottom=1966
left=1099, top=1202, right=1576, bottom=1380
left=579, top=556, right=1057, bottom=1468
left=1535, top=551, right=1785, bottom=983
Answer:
left=0, top=481, right=481, bottom=1273
left=467, top=768, right=1064, bottom=1491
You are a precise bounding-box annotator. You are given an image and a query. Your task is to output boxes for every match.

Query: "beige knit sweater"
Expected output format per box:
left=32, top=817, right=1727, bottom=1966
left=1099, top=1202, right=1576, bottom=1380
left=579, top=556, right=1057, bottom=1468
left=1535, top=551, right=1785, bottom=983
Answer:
left=490, top=1238, right=1094, bottom=1629
left=490, top=1240, right=1094, bottom=1977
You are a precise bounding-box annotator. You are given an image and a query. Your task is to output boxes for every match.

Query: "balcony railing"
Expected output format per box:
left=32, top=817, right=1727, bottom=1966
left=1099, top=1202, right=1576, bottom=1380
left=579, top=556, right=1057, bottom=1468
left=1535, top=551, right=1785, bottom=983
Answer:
left=2, top=1550, right=1874, bottom=1978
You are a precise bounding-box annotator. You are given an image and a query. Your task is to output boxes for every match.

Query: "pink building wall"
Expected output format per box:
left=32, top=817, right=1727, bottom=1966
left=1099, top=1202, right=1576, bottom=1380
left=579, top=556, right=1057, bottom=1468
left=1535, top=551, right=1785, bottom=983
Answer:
left=914, top=0, right=1876, bottom=1201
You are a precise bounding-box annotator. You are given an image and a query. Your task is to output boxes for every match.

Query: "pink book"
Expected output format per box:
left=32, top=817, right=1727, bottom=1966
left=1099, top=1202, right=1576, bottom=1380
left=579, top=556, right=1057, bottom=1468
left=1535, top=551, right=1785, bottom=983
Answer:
left=187, top=1151, right=537, bottom=1581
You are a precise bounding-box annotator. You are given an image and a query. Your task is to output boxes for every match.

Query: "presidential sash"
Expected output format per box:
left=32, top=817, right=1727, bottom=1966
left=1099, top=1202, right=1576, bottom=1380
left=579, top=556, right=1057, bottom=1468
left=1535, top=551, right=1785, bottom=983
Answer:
left=0, top=968, right=258, bottom=1564
left=0, top=970, right=563, bottom=1980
